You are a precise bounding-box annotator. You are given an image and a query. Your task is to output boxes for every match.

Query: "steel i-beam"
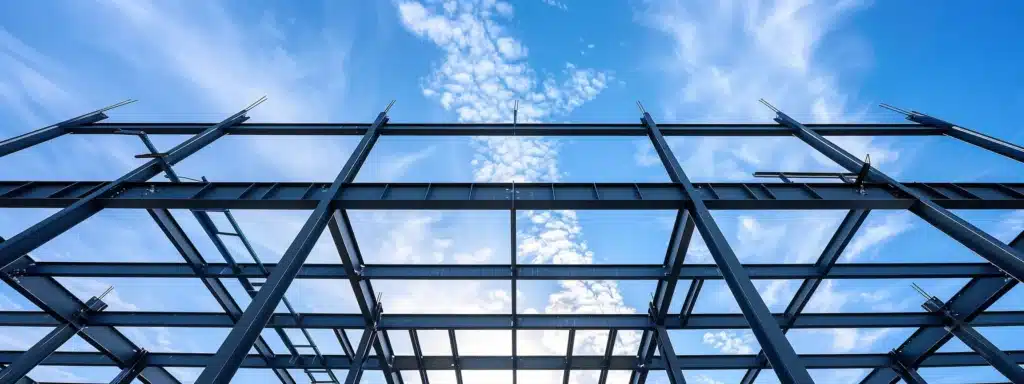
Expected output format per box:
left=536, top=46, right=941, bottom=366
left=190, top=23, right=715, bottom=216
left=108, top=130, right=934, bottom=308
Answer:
left=741, top=209, right=870, bottom=383
left=329, top=210, right=403, bottom=384
left=641, top=109, right=814, bottom=383
left=920, top=294, right=1024, bottom=382
left=0, top=295, right=106, bottom=384
left=345, top=325, right=380, bottom=384
left=882, top=104, right=1024, bottom=164
left=0, top=247, right=180, bottom=384
left=654, top=327, right=687, bottom=384
left=148, top=209, right=295, bottom=384
left=109, top=350, right=149, bottom=384
left=630, top=210, right=694, bottom=384
left=0, top=100, right=134, bottom=158
left=0, top=102, right=258, bottom=269
left=771, top=106, right=1024, bottom=283
left=859, top=231, right=1024, bottom=384
left=888, top=352, right=927, bottom=384
left=195, top=104, right=389, bottom=383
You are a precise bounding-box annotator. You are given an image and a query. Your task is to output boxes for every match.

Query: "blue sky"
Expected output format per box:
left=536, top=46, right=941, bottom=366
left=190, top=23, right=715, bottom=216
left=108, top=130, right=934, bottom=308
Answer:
left=1, top=0, right=1023, bottom=383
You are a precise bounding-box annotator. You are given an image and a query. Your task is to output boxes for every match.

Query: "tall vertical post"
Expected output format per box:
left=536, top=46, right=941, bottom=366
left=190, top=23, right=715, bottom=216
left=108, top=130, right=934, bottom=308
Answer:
left=511, top=208, right=518, bottom=384
left=0, top=100, right=135, bottom=158
left=195, top=102, right=390, bottom=384
left=640, top=105, right=813, bottom=383
left=0, top=295, right=107, bottom=384
left=769, top=102, right=1024, bottom=283
left=0, top=99, right=261, bottom=269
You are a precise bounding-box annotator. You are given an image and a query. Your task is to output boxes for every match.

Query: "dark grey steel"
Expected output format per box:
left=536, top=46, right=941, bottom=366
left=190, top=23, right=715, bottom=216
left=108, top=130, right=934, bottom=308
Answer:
left=4, top=350, right=1023, bottom=370
left=2, top=100, right=1024, bottom=382
left=740, top=209, right=870, bottom=384
left=642, top=110, right=813, bottom=383
left=773, top=109, right=1024, bottom=283
left=3, top=180, right=1022, bottom=211
left=194, top=108, right=387, bottom=384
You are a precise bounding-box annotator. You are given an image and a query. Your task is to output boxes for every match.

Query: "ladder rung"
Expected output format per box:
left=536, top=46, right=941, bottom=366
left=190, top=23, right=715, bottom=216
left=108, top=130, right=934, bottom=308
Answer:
left=216, top=231, right=240, bottom=237
left=250, top=281, right=265, bottom=286
left=293, top=344, right=313, bottom=348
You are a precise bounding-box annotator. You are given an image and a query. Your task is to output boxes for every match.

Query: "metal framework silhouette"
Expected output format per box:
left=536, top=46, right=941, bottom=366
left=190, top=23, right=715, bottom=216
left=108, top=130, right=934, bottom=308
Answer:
left=0, top=98, right=1023, bottom=384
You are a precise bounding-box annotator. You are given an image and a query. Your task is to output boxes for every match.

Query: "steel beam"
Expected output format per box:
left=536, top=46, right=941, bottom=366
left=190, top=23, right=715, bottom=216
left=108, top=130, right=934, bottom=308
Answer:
left=0, top=104, right=254, bottom=269
left=889, top=107, right=1024, bottom=164
left=597, top=330, right=617, bottom=384
left=345, top=327, right=378, bottom=384
left=3, top=351, right=1022, bottom=370
left=919, top=294, right=1024, bottom=382
left=4, top=311, right=1024, bottom=330
left=0, top=303, right=103, bottom=384
left=195, top=106, right=387, bottom=384
left=0, top=250, right=180, bottom=384
left=448, top=330, right=463, bottom=384
left=859, top=231, right=1024, bottom=384
left=109, top=351, right=149, bottom=384
left=4, top=181, right=1023, bottom=211
left=888, top=352, right=927, bottom=384
left=147, top=209, right=295, bottom=384
left=642, top=109, right=812, bottom=383
left=653, top=327, right=687, bottom=384
left=409, top=331, right=429, bottom=384
left=328, top=209, right=403, bottom=384
left=630, top=210, right=694, bottom=384
left=740, top=209, right=870, bottom=384
left=773, top=108, right=1024, bottom=283
left=562, top=329, right=575, bottom=384
left=0, top=100, right=134, bottom=158
left=20, top=261, right=1006, bottom=280
left=70, top=122, right=940, bottom=137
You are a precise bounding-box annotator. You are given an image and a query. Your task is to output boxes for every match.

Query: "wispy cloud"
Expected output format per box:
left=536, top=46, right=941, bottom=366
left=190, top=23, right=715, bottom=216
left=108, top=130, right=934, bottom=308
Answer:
left=397, top=0, right=623, bottom=381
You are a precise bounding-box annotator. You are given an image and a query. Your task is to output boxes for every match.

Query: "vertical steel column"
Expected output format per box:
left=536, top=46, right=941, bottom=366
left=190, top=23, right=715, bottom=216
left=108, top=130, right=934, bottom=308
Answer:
left=597, top=330, right=618, bottom=384
left=345, top=327, right=379, bottom=384
left=888, top=352, right=927, bottom=384
left=0, top=295, right=106, bottom=384
left=409, top=330, right=429, bottom=384
left=630, top=210, right=694, bottom=384
left=882, top=104, right=1024, bottom=164
left=919, top=295, right=1024, bottom=382
left=741, top=209, right=870, bottom=383
left=448, top=330, right=464, bottom=384
left=641, top=109, right=813, bottom=383
left=0, top=100, right=134, bottom=158
left=0, top=101, right=258, bottom=269
left=562, top=329, right=575, bottom=384
left=109, top=350, right=149, bottom=384
left=511, top=209, right=518, bottom=384
left=195, top=104, right=389, bottom=384
left=653, top=327, right=687, bottom=384
left=770, top=106, right=1024, bottom=283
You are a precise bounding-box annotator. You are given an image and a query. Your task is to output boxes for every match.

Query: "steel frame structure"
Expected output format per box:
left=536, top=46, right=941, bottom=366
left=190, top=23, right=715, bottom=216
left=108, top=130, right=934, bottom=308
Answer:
left=0, top=100, right=1022, bottom=384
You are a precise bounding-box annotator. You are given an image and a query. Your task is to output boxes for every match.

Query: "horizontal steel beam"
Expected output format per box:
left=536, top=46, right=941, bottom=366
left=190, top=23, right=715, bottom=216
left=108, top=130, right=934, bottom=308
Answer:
left=2, top=311, right=1022, bottom=330
left=1, top=350, right=1019, bottom=370
left=1, top=181, right=1021, bottom=210
left=69, top=123, right=941, bottom=137
left=21, top=262, right=1003, bottom=280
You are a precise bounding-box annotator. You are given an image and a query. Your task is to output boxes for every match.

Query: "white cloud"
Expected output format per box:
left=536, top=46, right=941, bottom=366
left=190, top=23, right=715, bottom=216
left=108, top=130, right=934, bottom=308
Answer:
left=398, top=1, right=623, bottom=382
left=841, top=212, right=912, bottom=262
left=702, top=330, right=754, bottom=354
left=541, top=0, right=569, bottom=11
